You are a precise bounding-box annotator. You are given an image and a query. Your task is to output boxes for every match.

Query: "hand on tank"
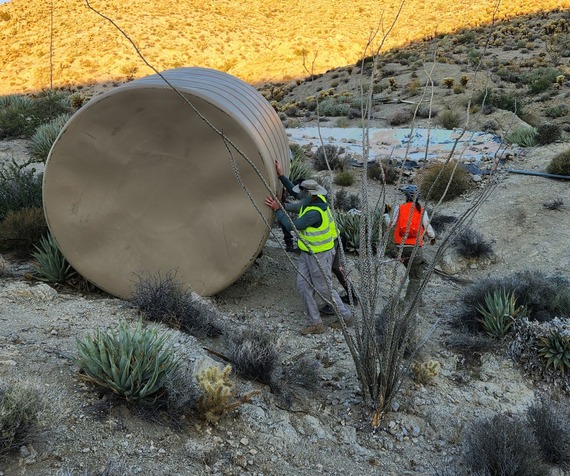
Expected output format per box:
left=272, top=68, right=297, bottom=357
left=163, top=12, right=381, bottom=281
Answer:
left=274, top=159, right=284, bottom=177
left=265, top=196, right=280, bottom=211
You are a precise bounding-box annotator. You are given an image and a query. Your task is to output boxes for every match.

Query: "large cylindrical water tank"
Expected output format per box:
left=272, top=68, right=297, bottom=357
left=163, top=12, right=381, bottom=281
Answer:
left=43, top=67, right=290, bottom=298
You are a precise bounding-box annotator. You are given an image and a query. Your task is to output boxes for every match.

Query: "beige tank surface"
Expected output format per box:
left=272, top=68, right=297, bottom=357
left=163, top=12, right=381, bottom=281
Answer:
left=43, top=67, right=290, bottom=298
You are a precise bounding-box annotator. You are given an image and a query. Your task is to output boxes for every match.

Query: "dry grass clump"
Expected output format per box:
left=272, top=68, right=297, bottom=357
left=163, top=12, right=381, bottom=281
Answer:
left=535, top=123, right=562, bottom=145
left=0, top=381, right=48, bottom=457
left=462, top=413, right=550, bottom=476
left=0, top=207, right=47, bottom=257
left=527, top=398, right=570, bottom=471
left=418, top=159, right=472, bottom=202
left=224, top=329, right=282, bottom=387
left=387, top=108, right=413, bottom=126
left=452, top=227, right=495, bottom=259
left=546, top=148, right=570, bottom=175
left=130, top=270, right=224, bottom=337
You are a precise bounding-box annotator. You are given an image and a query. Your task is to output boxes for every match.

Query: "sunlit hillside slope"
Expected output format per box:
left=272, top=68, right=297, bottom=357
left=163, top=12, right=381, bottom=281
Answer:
left=0, top=0, right=569, bottom=94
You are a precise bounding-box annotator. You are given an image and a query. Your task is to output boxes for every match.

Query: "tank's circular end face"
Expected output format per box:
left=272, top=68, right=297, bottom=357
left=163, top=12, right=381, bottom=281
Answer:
left=43, top=68, right=289, bottom=298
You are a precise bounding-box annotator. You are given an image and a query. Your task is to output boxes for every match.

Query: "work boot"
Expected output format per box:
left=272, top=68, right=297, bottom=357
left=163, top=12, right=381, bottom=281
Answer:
left=300, top=323, right=326, bottom=335
left=330, top=316, right=355, bottom=329
left=319, top=304, right=335, bottom=315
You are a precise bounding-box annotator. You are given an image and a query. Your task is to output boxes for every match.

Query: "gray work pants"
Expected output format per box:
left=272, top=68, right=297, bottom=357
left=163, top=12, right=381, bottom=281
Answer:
left=400, top=245, right=427, bottom=302
left=296, top=249, right=352, bottom=325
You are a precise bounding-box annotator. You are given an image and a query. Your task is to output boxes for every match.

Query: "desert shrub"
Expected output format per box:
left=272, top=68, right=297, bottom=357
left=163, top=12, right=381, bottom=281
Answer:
left=452, top=227, right=494, bottom=259
left=316, top=98, right=349, bottom=117
left=525, top=68, right=559, bottom=94
left=545, top=104, right=569, bottom=118
left=417, top=104, right=438, bottom=119
left=224, top=329, right=281, bottom=387
left=76, top=321, right=179, bottom=407
left=0, top=91, right=71, bottom=139
left=0, top=207, right=47, bottom=257
left=476, top=289, right=525, bottom=339
left=505, top=126, right=537, bottom=147
left=0, top=162, right=44, bottom=221
left=437, top=109, right=461, bottom=129
left=130, top=270, right=224, bottom=337
left=460, top=271, right=570, bottom=331
left=333, top=171, right=355, bottom=186
left=536, top=123, right=562, bottom=145
left=32, top=232, right=75, bottom=283
left=0, top=382, right=45, bottom=457
left=30, top=113, right=70, bottom=162
left=462, top=413, right=550, bottom=476
left=333, top=189, right=360, bottom=211
left=428, top=213, right=457, bottom=234
left=418, top=160, right=471, bottom=202
left=387, top=108, right=413, bottom=126
left=367, top=160, right=399, bottom=184
left=312, top=144, right=345, bottom=171
left=196, top=365, right=260, bottom=424
left=527, top=398, right=570, bottom=470
left=546, top=148, right=570, bottom=175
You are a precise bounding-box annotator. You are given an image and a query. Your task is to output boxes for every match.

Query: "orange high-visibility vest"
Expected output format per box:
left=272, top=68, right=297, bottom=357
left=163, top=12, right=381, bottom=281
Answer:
left=394, top=202, right=425, bottom=246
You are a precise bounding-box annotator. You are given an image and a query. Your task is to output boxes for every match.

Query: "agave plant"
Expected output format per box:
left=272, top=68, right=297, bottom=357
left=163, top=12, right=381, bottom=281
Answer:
left=539, top=330, right=570, bottom=374
left=76, top=321, right=179, bottom=406
left=335, top=208, right=383, bottom=253
left=32, top=233, right=75, bottom=283
left=476, top=289, right=524, bottom=339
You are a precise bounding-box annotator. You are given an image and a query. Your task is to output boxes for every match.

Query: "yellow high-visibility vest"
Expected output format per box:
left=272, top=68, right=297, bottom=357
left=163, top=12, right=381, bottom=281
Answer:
left=297, top=196, right=336, bottom=253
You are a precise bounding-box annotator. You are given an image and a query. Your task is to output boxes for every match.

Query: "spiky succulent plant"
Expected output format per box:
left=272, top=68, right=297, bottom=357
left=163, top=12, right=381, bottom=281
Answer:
left=539, top=330, right=570, bottom=374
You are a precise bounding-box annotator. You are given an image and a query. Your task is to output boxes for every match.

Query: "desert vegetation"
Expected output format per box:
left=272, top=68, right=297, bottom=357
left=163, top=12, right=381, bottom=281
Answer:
left=0, top=3, right=569, bottom=475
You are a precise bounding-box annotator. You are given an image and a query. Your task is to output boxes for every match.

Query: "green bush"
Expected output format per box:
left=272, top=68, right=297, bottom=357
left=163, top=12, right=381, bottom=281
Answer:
left=30, top=113, right=70, bottom=162
left=437, top=109, right=461, bottom=129
left=0, top=207, right=48, bottom=257
left=333, top=189, right=360, bottom=211
left=505, top=126, right=538, bottom=147
left=76, top=321, right=179, bottom=406
left=335, top=208, right=383, bottom=253
left=32, top=233, right=75, bottom=284
left=312, top=144, right=345, bottom=171
left=546, top=148, right=570, bottom=176
left=0, top=382, right=45, bottom=457
left=333, top=171, right=355, bottom=186
left=418, top=160, right=472, bottom=202
left=545, top=104, right=569, bottom=118
left=316, top=98, right=350, bottom=117
left=525, top=68, right=559, bottom=94
left=367, top=160, right=399, bottom=184
left=0, top=162, right=44, bottom=221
